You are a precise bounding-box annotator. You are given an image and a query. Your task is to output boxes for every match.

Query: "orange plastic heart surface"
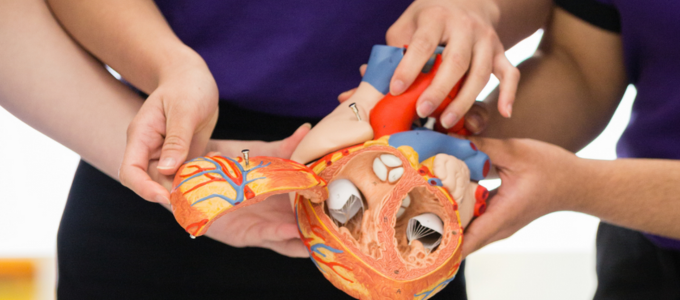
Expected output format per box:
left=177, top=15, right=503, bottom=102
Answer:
left=295, top=137, right=463, bottom=300
left=170, top=156, right=327, bottom=236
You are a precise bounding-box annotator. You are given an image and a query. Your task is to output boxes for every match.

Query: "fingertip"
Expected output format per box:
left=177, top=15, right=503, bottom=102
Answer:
left=338, top=90, right=352, bottom=103
left=157, top=157, right=177, bottom=169
left=497, top=89, right=515, bottom=119
left=293, top=123, right=312, bottom=139
left=505, top=103, right=513, bottom=118
left=300, top=122, right=312, bottom=131
left=466, top=113, right=484, bottom=134
left=157, top=156, right=180, bottom=175
left=390, top=79, right=406, bottom=95
left=416, top=100, right=435, bottom=118
left=440, top=111, right=460, bottom=129
left=154, top=194, right=170, bottom=204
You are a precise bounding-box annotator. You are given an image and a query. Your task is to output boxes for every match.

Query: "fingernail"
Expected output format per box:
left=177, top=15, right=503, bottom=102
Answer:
left=301, top=123, right=312, bottom=129
left=392, top=80, right=405, bottom=95
left=467, top=114, right=482, bottom=132
left=441, top=112, right=459, bottom=129
left=155, top=195, right=169, bottom=204
left=158, top=157, right=176, bottom=169
left=506, top=103, right=513, bottom=118
left=417, top=101, right=435, bottom=118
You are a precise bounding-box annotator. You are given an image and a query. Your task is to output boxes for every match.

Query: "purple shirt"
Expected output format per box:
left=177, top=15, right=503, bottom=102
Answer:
left=154, top=0, right=411, bottom=118
left=599, top=0, right=680, bottom=250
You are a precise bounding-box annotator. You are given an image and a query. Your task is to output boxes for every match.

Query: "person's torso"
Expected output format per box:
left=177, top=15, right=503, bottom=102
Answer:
left=154, top=0, right=412, bottom=118
left=596, top=0, right=680, bottom=250
left=598, top=0, right=680, bottom=160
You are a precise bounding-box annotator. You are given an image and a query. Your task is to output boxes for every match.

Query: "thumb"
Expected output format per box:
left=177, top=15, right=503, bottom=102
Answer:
left=338, top=88, right=357, bottom=103
left=207, top=123, right=312, bottom=159
left=464, top=102, right=490, bottom=135
left=157, top=106, right=200, bottom=175
left=467, top=136, right=514, bottom=169
left=275, top=123, right=312, bottom=158
left=461, top=193, right=506, bottom=258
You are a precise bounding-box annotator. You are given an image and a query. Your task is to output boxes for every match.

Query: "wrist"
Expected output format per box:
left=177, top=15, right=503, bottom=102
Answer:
left=155, top=45, right=209, bottom=85
left=562, top=156, right=601, bottom=213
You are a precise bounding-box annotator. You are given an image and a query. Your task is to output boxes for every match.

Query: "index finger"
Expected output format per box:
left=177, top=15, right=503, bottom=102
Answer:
left=119, top=130, right=170, bottom=203
left=390, top=14, right=445, bottom=96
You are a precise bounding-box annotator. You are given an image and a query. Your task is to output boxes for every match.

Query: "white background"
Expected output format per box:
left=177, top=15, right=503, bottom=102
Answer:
left=0, top=30, right=636, bottom=299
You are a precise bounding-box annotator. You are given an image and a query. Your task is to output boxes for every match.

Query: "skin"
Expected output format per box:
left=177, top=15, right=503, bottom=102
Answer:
left=0, top=0, right=310, bottom=257
left=387, top=0, right=552, bottom=128
left=460, top=7, right=680, bottom=257
left=46, top=0, right=553, bottom=203
left=47, top=0, right=220, bottom=204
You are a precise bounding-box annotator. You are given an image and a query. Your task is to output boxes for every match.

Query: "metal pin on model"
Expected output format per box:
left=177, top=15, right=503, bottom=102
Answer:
left=349, top=103, right=361, bottom=121
left=242, top=149, right=250, bottom=168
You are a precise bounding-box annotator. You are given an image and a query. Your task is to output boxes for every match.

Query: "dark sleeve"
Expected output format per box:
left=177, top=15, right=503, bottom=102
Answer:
left=554, top=0, right=621, bottom=33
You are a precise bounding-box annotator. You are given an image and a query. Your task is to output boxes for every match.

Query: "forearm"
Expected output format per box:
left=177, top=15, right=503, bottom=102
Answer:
left=572, top=158, right=680, bottom=239
left=480, top=57, right=608, bottom=151
left=493, top=0, right=553, bottom=48
left=46, top=0, right=203, bottom=93
left=479, top=8, right=627, bottom=152
left=0, top=0, right=142, bottom=179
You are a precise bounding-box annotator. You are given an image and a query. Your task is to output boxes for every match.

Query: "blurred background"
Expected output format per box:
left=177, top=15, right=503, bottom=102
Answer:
left=0, top=30, right=635, bottom=299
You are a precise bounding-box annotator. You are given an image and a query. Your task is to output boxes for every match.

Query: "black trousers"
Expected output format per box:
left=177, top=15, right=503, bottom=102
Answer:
left=595, top=222, right=680, bottom=300
left=56, top=102, right=467, bottom=299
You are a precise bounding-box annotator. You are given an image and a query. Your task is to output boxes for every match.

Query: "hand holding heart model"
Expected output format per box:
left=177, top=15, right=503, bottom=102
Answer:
left=168, top=45, right=490, bottom=299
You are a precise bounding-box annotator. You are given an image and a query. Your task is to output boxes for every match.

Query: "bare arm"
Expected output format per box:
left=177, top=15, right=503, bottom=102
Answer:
left=0, top=0, right=312, bottom=257
left=474, top=7, right=628, bottom=151
left=46, top=0, right=197, bottom=93
left=0, top=0, right=141, bottom=179
left=462, top=137, right=680, bottom=258
left=47, top=0, right=219, bottom=203
left=494, top=0, right=553, bottom=49
left=576, top=158, right=680, bottom=239
left=461, top=8, right=680, bottom=256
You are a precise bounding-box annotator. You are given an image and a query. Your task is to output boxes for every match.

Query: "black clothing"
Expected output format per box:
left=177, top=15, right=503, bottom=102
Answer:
left=595, top=223, right=680, bottom=300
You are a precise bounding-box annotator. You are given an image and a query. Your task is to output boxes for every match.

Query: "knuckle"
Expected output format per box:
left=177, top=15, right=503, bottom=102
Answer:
left=507, top=67, right=521, bottom=80
left=385, top=27, right=400, bottom=44
left=409, top=36, right=437, bottom=55
left=118, top=166, right=130, bottom=186
left=126, top=122, right=139, bottom=137
left=421, top=5, right=449, bottom=19
left=457, top=15, right=474, bottom=30
left=472, top=65, right=492, bottom=82
left=162, top=134, right=190, bottom=153
left=482, top=28, right=497, bottom=40
left=427, top=86, right=450, bottom=103
left=447, top=52, right=469, bottom=71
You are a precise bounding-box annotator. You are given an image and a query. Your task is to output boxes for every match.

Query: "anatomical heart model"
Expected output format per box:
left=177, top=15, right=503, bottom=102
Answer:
left=169, top=45, right=490, bottom=299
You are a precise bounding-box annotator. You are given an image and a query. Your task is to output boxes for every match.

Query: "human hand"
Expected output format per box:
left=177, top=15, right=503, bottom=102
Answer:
left=386, top=0, right=519, bottom=129
left=154, top=124, right=312, bottom=257
left=147, top=123, right=312, bottom=191
left=201, top=193, right=309, bottom=257
left=460, top=137, right=585, bottom=258
left=119, top=57, right=219, bottom=204
left=337, top=65, right=491, bottom=136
